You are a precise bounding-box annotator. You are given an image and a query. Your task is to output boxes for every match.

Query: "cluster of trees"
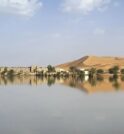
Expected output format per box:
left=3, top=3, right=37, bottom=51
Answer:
left=89, top=66, right=124, bottom=75
left=0, top=68, right=15, bottom=76
left=47, top=65, right=55, bottom=72
left=1, top=65, right=124, bottom=78
left=109, top=66, right=119, bottom=75
left=69, top=66, right=85, bottom=78
left=109, top=66, right=124, bottom=75
left=69, top=65, right=124, bottom=78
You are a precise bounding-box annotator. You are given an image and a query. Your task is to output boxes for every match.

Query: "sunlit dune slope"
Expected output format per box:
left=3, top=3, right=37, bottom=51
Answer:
left=57, top=56, right=124, bottom=70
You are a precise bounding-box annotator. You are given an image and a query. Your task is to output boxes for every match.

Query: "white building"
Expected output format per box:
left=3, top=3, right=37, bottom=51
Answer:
left=78, top=68, right=89, bottom=75
left=55, top=68, right=66, bottom=73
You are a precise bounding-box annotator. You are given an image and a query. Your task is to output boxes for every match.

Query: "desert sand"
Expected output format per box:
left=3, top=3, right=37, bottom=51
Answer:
left=57, top=56, right=124, bottom=70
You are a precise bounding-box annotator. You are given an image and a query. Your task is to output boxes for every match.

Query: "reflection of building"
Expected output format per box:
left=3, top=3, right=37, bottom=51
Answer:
left=84, top=75, right=89, bottom=81
left=0, top=76, right=124, bottom=94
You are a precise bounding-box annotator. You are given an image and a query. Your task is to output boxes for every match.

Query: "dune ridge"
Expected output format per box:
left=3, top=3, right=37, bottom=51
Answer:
left=57, top=55, right=124, bottom=70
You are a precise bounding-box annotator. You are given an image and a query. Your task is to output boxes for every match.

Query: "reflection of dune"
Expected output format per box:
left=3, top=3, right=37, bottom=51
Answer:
left=83, top=80, right=124, bottom=94
left=60, top=77, right=124, bottom=94
left=0, top=76, right=124, bottom=94
left=58, top=77, right=88, bottom=93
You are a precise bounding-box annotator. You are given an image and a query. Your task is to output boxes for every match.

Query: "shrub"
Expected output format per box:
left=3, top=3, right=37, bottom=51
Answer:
left=97, top=69, right=104, bottom=74
left=109, top=66, right=119, bottom=74
left=121, top=69, right=124, bottom=74
left=47, top=65, right=55, bottom=72
left=7, top=69, right=14, bottom=76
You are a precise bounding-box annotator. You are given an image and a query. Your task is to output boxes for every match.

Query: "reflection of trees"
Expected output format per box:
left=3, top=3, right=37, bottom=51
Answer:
left=89, top=68, right=97, bottom=78
left=88, top=75, right=104, bottom=86
left=121, top=75, right=124, bottom=81
left=7, top=75, right=14, bottom=83
left=69, top=81, right=76, bottom=88
left=47, top=77, right=55, bottom=87
left=0, top=75, right=123, bottom=92
left=113, top=81, right=120, bottom=90
left=1, top=77, right=8, bottom=85
left=1, top=67, right=8, bottom=76
left=88, top=77, right=97, bottom=86
left=109, top=75, right=118, bottom=82
left=97, top=75, right=104, bottom=82
left=7, top=69, right=15, bottom=76
left=77, top=76, right=84, bottom=82
left=109, top=75, right=120, bottom=90
left=69, top=78, right=77, bottom=88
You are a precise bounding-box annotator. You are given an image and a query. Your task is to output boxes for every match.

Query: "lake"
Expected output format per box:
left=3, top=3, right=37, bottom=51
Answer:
left=0, top=76, right=124, bottom=134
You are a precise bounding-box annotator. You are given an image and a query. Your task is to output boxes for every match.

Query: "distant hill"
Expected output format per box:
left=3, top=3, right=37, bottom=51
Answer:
left=57, top=56, right=124, bottom=70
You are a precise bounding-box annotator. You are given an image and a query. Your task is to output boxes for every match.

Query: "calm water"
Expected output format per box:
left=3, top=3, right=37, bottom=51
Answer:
left=0, top=76, right=124, bottom=134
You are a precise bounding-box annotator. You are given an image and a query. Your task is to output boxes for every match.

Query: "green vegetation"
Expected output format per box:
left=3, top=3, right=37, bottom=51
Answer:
left=77, top=70, right=85, bottom=78
left=89, top=68, right=96, bottom=78
left=7, top=69, right=15, bottom=76
left=121, top=69, right=124, bottom=74
left=88, top=77, right=97, bottom=86
left=109, top=66, right=119, bottom=75
left=47, top=65, right=55, bottom=72
left=121, top=75, right=124, bottom=81
left=109, top=74, right=118, bottom=82
left=69, top=81, right=76, bottom=88
left=69, top=66, right=85, bottom=78
left=97, top=69, right=104, bottom=74
left=69, top=66, right=77, bottom=73
left=47, top=77, right=55, bottom=86
left=0, top=65, right=122, bottom=80
left=1, top=67, right=8, bottom=75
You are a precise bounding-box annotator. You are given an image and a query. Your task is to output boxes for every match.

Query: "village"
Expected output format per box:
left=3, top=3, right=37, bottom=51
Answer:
left=0, top=65, right=124, bottom=81
left=0, top=65, right=89, bottom=77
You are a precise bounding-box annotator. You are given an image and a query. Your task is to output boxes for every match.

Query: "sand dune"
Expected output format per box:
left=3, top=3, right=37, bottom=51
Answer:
left=57, top=56, right=124, bottom=70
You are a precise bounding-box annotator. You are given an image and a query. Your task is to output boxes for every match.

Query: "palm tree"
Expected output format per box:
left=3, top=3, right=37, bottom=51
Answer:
left=109, top=66, right=119, bottom=75
left=97, top=69, right=104, bottom=74
left=47, top=65, right=55, bottom=73
left=69, top=66, right=76, bottom=73
left=7, top=69, right=14, bottom=76
left=1, top=67, right=8, bottom=75
left=89, top=68, right=96, bottom=78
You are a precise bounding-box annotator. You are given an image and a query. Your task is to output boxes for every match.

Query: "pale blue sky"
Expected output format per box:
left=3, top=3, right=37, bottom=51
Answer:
left=0, top=0, right=123, bottom=66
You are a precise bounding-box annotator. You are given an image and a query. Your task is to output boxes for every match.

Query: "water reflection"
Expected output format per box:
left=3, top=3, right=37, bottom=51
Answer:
left=0, top=75, right=124, bottom=93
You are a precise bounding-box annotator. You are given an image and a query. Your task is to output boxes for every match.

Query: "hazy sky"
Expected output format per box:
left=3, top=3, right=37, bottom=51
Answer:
left=0, top=0, right=124, bottom=66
